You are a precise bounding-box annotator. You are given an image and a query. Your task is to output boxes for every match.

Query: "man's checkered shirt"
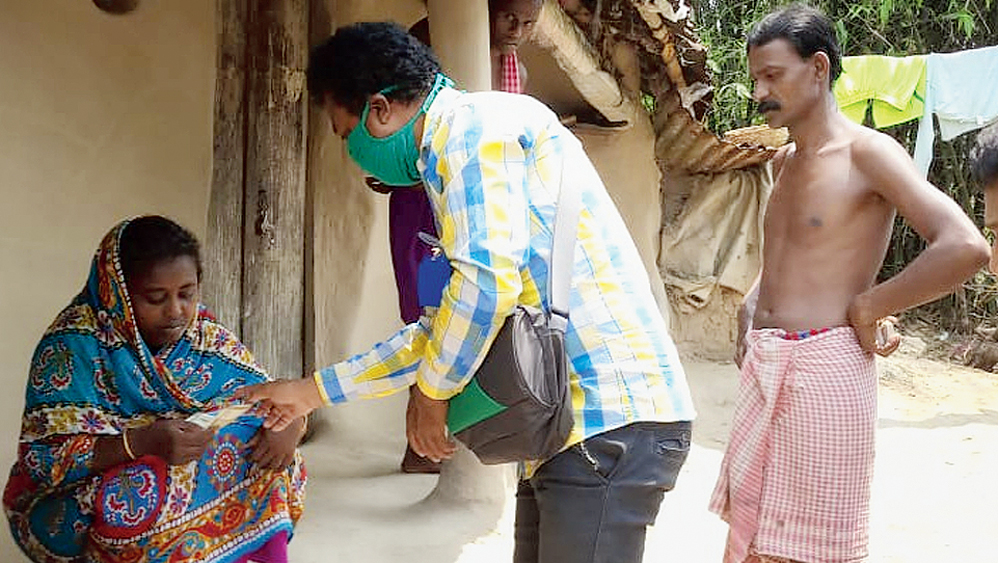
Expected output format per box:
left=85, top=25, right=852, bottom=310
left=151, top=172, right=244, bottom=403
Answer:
left=315, top=87, right=696, bottom=463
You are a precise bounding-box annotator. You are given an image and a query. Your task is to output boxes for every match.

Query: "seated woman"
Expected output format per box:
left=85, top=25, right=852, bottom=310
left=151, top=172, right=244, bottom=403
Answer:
left=3, top=216, right=307, bottom=563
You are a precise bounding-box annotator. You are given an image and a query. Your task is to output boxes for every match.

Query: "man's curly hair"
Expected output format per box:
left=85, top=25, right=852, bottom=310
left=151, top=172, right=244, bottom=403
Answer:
left=971, top=122, right=998, bottom=189
left=307, top=22, right=442, bottom=115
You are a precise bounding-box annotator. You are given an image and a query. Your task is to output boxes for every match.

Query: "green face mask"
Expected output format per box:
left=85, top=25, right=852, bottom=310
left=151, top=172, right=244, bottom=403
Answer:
left=346, top=74, right=453, bottom=187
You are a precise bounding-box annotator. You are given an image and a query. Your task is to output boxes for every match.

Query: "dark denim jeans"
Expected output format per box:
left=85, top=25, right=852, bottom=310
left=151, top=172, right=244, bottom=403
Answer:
left=513, top=421, right=692, bottom=563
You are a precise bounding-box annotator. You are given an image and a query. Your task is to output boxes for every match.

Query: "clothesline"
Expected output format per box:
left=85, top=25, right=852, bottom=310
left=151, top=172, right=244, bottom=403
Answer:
left=832, top=45, right=998, bottom=176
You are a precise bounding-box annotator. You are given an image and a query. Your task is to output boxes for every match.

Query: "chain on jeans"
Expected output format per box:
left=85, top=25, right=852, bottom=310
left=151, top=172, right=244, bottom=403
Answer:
left=576, top=440, right=599, bottom=472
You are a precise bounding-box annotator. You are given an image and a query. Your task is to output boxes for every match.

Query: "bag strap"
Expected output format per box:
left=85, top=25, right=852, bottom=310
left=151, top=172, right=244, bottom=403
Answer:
left=549, top=156, right=582, bottom=324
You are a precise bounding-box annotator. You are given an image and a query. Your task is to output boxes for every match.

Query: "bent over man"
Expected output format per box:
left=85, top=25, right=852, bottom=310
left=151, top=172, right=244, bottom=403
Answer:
left=242, top=22, right=696, bottom=563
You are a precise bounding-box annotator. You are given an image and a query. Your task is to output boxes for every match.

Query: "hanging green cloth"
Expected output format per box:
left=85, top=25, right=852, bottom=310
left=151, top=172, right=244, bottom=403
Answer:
left=834, top=54, right=926, bottom=128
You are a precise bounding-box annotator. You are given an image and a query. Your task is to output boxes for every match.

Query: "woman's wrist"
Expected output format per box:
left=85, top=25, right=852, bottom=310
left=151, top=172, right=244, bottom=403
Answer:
left=123, top=424, right=155, bottom=460
left=122, top=428, right=137, bottom=460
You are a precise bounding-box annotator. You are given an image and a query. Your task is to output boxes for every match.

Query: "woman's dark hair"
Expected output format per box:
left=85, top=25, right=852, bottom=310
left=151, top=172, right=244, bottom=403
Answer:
left=971, top=122, right=998, bottom=188
left=747, top=4, right=842, bottom=89
left=307, top=22, right=442, bottom=115
left=119, top=215, right=202, bottom=285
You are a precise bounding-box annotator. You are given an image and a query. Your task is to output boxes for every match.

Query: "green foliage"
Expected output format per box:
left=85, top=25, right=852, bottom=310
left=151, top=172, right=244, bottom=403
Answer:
left=694, top=0, right=996, bottom=134
left=641, top=93, right=657, bottom=114
left=691, top=0, right=998, bottom=332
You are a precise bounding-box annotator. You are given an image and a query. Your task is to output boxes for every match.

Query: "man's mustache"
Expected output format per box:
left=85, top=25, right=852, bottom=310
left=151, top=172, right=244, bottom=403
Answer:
left=757, top=100, right=781, bottom=114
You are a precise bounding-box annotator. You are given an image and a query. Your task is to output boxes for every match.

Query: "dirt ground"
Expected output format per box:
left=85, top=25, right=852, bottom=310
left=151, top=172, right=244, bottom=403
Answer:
left=289, top=337, right=998, bottom=562
left=868, top=337, right=998, bottom=562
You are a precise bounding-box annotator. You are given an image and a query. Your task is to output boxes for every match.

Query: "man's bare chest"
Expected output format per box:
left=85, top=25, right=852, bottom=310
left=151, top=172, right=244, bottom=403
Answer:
left=765, top=176, right=877, bottom=243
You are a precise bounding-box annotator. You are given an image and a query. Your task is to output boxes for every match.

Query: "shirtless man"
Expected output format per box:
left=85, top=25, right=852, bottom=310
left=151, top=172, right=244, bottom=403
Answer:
left=710, top=6, right=989, bottom=563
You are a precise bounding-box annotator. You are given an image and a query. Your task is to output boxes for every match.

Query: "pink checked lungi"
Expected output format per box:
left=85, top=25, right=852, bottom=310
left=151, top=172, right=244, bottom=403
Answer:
left=710, top=327, right=877, bottom=563
left=499, top=51, right=523, bottom=94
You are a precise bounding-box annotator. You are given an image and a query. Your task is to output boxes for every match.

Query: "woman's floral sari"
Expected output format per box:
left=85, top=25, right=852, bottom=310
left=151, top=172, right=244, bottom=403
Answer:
left=3, top=221, right=306, bottom=563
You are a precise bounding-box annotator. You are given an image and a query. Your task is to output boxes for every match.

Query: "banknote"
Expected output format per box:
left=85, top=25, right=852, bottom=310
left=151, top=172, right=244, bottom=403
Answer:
left=185, top=403, right=253, bottom=430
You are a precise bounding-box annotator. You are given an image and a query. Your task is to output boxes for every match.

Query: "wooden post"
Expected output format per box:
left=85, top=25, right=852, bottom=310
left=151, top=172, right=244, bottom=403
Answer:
left=241, top=0, right=309, bottom=379
left=204, top=0, right=248, bottom=334
left=303, top=0, right=332, bottom=379
left=424, top=0, right=515, bottom=503
left=427, top=0, right=492, bottom=91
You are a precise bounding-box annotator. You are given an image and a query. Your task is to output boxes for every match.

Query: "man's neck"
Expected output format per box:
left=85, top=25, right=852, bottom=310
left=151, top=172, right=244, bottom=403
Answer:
left=787, top=94, right=843, bottom=155
left=413, top=112, right=427, bottom=147
left=491, top=45, right=516, bottom=58
left=411, top=87, right=441, bottom=146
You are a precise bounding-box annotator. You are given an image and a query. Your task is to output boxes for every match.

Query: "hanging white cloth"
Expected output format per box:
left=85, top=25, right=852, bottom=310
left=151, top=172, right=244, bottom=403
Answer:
left=914, top=46, right=998, bottom=176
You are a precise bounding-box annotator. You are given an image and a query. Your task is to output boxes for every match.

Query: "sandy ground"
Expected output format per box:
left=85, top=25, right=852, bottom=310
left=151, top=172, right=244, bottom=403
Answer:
left=288, top=342, right=998, bottom=562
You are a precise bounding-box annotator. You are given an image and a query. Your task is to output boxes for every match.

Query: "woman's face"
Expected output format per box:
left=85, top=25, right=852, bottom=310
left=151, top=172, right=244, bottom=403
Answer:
left=129, top=255, right=199, bottom=352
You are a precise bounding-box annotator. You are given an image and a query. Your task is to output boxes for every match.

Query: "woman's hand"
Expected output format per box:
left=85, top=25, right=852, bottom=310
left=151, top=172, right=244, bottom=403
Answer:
left=234, top=378, right=325, bottom=431
left=247, top=417, right=304, bottom=470
left=132, top=419, right=213, bottom=465
left=734, top=305, right=751, bottom=368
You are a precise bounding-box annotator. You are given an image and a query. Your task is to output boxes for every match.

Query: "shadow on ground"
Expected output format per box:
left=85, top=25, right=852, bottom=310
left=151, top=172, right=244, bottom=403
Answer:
left=878, top=408, right=998, bottom=429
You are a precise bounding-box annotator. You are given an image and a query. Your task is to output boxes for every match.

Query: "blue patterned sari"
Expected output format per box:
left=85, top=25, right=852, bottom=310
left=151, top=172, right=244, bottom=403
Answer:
left=3, top=221, right=306, bottom=563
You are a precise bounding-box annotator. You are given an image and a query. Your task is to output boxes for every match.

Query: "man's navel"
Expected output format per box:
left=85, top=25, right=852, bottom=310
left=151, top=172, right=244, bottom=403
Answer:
left=808, top=216, right=823, bottom=227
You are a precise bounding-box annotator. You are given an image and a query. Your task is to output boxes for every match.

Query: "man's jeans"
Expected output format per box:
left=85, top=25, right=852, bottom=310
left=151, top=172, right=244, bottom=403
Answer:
left=513, top=421, right=692, bottom=563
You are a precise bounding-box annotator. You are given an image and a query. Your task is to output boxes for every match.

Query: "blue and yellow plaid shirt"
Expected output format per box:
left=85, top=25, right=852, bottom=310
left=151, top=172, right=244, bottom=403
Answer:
left=316, top=88, right=696, bottom=463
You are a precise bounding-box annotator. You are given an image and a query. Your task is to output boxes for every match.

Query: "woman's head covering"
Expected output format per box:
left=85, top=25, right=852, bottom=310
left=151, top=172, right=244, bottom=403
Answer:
left=21, top=219, right=267, bottom=442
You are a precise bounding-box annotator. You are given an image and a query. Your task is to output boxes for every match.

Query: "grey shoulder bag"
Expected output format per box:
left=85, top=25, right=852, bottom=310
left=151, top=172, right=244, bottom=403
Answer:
left=445, top=175, right=580, bottom=464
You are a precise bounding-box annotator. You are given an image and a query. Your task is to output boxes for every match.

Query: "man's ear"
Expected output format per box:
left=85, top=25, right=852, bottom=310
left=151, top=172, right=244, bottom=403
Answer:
left=813, top=51, right=831, bottom=85
left=368, top=93, right=393, bottom=125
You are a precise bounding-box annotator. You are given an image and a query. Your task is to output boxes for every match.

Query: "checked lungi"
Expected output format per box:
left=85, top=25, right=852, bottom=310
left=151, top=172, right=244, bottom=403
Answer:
left=710, top=327, right=877, bottom=563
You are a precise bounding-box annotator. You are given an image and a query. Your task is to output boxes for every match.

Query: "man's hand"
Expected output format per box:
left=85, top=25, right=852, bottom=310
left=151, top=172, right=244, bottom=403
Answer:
left=247, top=417, right=304, bottom=470
left=234, top=378, right=325, bottom=431
left=364, top=177, right=422, bottom=194
left=734, top=336, right=748, bottom=369
left=874, top=316, right=902, bottom=356
left=735, top=283, right=759, bottom=368
left=406, top=385, right=456, bottom=463
left=132, top=419, right=212, bottom=465
left=848, top=297, right=901, bottom=357
left=735, top=303, right=752, bottom=368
